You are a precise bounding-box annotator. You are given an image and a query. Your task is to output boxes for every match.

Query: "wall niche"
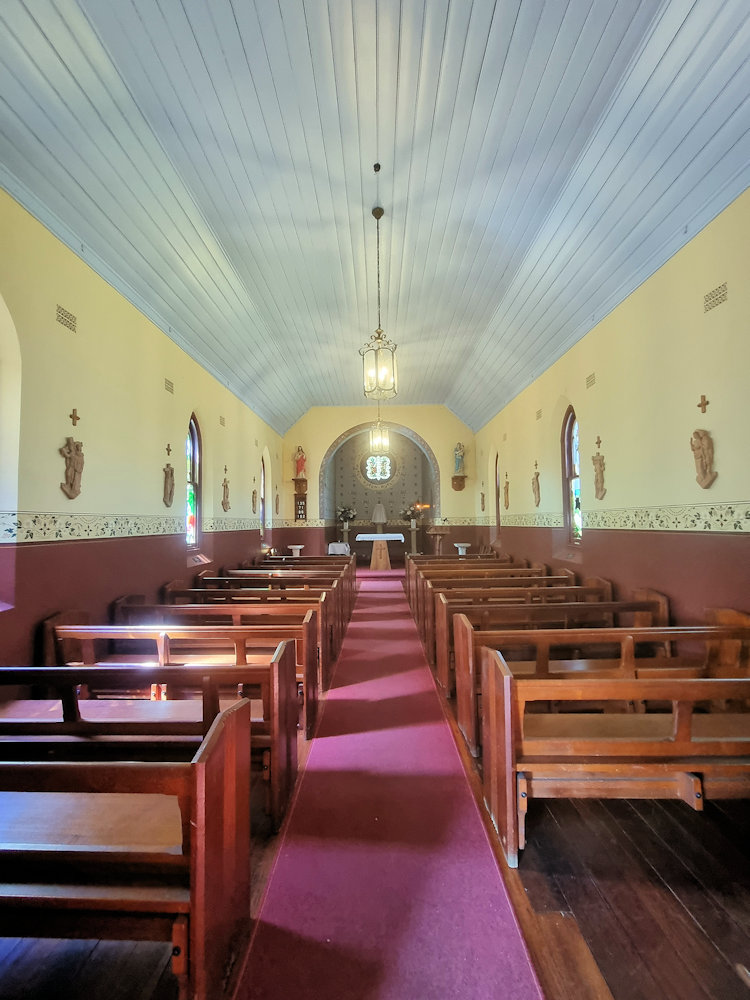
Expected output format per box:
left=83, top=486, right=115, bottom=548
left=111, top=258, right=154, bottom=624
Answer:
left=329, top=430, right=433, bottom=525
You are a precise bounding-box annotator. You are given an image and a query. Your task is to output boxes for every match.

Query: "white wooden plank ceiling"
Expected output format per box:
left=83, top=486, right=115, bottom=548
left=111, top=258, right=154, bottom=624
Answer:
left=0, top=0, right=748, bottom=433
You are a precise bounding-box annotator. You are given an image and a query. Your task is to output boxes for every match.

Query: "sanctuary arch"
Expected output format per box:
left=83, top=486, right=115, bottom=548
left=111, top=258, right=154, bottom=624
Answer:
left=318, top=422, right=441, bottom=524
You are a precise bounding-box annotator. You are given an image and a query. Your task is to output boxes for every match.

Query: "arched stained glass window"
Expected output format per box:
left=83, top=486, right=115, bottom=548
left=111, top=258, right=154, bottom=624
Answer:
left=562, top=407, right=582, bottom=542
left=186, top=414, right=201, bottom=548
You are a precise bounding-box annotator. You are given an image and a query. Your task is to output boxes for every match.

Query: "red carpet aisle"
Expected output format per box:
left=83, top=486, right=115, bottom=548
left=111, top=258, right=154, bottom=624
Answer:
left=242, top=570, right=544, bottom=1000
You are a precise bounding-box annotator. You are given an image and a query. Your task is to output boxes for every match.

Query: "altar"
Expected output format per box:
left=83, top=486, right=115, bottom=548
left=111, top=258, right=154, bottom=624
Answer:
left=355, top=532, right=405, bottom=571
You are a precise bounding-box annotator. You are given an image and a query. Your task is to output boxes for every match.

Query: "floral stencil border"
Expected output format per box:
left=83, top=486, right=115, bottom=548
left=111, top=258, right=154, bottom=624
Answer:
left=583, top=502, right=750, bottom=532
left=1, top=511, right=266, bottom=543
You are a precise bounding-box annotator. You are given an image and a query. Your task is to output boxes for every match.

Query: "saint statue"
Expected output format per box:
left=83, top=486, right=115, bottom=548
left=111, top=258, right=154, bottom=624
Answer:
left=454, top=442, right=465, bottom=475
left=163, top=463, right=175, bottom=507
left=690, top=429, right=717, bottom=489
left=60, top=436, right=84, bottom=499
left=294, top=445, right=307, bottom=479
left=592, top=452, right=607, bottom=500
left=531, top=470, right=540, bottom=508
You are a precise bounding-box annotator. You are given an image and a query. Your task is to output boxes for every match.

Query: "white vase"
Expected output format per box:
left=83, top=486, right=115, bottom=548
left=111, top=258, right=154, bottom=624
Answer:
left=410, top=518, right=416, bottom=530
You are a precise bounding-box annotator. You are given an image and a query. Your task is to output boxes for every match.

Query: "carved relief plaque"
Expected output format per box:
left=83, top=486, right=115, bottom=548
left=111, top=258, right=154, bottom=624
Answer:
left=691, top=429, right=717, bottom=489
left=163, top=463, right=175, bottom=507
left=60, top=436, right=84, bottom=499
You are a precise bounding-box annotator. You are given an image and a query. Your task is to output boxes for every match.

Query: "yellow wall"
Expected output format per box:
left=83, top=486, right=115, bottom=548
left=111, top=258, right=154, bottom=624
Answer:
left=0, top=191, right=282, bottom=534
left=3, top=181, right=748, bottom=541
left=475, top=187, right=750, bottom=525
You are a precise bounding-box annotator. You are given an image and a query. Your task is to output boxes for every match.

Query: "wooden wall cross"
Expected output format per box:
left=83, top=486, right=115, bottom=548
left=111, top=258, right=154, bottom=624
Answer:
left=697, top=394, right=710, bottom=413
left=166, top=443, right=172, bottom=455
left=69, top=408, right=80, bottom=426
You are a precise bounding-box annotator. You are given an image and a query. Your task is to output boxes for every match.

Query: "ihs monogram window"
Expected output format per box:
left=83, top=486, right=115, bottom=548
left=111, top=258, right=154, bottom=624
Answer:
left=365, top=455, right=392, bottom=482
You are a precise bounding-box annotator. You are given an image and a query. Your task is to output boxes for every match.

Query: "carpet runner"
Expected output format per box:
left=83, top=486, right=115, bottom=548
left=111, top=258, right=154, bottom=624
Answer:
left=242, top=569, right=544, bottom=999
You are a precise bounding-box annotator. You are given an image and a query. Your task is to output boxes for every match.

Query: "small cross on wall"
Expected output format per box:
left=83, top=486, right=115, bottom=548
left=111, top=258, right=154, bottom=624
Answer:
left=69, top=408, right=80, bottom=426
left=697, top=394, right=710, bottom=413
left=165, top=443, right=172, bottom=456
left=595, top=436, right=602, bottom=450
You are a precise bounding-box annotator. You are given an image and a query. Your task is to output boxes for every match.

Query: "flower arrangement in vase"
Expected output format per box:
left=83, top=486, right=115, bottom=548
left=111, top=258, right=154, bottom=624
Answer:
left=336, top=505, right=357, bottom=524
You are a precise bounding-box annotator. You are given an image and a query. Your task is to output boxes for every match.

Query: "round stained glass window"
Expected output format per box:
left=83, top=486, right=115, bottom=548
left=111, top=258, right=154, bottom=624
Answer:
left=365, top=455, right=392, bottom=481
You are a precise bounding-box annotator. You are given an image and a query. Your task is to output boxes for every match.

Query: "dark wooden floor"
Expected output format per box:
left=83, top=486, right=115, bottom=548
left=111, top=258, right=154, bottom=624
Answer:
left=517, top=796, right=750, bottom=1000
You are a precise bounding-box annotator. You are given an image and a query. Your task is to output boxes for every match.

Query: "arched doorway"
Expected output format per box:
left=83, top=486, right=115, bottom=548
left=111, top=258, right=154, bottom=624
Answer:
left=0, top=287, right=22, bottom=610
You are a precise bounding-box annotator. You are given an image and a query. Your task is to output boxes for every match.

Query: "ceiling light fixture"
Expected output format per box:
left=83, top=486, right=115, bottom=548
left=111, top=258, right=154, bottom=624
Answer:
left=360, top=207, right=397, bottom=400
left=369, top=399, right=390, bottom=454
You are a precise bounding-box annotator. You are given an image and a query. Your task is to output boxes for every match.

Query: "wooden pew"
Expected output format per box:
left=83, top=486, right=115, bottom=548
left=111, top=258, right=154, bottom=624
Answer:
left=451, top=591, right=670, bottom=749
left=197, top=572, right=348, bottom=656
left=455, top=617, right=748, bottom=757
left=404, top=551, right=509, bottom=604
left=481, top=652, right=750, bottom=867
left=156, top=593, right=336, bottom=692
left=417, top=571, right=580, bottom=656
left=0, top=698, right=251, bottom=1000
left=49, top=630, right=298, bottom=828
left=112, top=601, right=319, bottom=738
left=217, top=560, right=357, bottom=621
left=408, top=560, right=544, bottom=620
left=428, top=577, right=614, bottom=677
left=411, top=565, right=574, bottom=642
left=433, top=580, right=616, bottom=689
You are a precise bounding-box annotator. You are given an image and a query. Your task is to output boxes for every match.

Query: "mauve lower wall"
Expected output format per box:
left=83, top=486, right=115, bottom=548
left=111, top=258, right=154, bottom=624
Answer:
left=495, top=526, right=750, bottom=625
left=0, top=529, right=261, bottom=663
left=3, top=525, right=746, bottom=663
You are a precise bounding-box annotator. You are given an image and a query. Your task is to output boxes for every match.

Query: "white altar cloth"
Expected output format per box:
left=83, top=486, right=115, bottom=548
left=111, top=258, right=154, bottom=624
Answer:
left=355, top=533, right=405, bottom=542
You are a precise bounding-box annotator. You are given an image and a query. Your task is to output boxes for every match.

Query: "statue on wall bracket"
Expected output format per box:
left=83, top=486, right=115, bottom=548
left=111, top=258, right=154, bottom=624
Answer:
left=60, top=436, right=84, bottom=499
left=294, top=445, right=307, bottom=479
left=452, top=442, right=467, bottom=491
left=691, top=429, right=717, bottom=489
left=163, top=463, right=175, bottom=507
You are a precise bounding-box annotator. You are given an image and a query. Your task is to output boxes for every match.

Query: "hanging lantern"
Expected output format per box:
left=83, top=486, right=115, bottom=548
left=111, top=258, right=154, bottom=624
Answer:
left=369, top=418, right=390, bottom=453
left=360, top=207, right=397, bottom=399
left=369, top=399, right=390, bottom=453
